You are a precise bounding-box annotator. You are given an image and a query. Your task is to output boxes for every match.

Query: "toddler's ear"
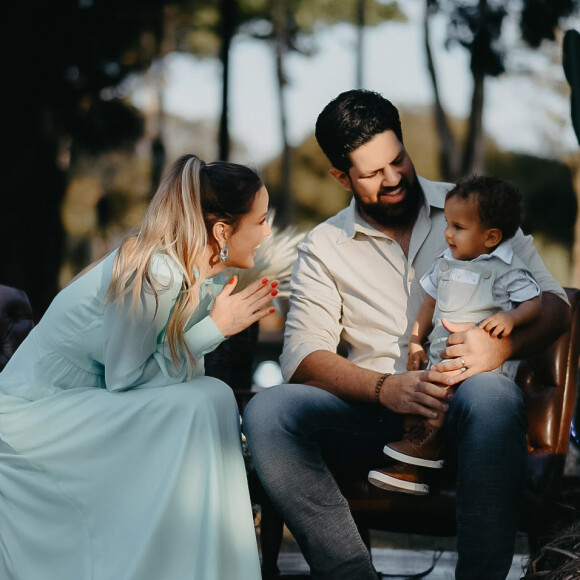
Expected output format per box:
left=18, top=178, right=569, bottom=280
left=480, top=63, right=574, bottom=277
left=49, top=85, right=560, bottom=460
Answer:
left=484, top=228, right=502, bottom=248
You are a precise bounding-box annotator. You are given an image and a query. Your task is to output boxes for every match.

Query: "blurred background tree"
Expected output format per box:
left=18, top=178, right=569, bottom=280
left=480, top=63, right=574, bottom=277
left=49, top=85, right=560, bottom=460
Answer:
left=424, top=0, right=578, bottom=180
left=1, top=0, right=578, bottom=317
left=1, top=0, right=177, bottom=316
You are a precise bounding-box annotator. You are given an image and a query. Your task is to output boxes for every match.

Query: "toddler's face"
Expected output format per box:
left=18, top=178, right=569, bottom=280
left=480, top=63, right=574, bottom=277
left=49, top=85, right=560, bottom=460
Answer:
left=444, top=194, right=495, bottom=261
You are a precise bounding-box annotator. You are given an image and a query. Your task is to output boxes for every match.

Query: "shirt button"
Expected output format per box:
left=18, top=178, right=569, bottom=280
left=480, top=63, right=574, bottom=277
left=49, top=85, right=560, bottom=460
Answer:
left=386, top=239, right=393, bottom=245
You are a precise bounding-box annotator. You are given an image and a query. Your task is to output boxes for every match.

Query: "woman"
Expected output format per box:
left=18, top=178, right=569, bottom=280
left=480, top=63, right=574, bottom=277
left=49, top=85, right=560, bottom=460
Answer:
left=0, top=154, right=277, bottom=580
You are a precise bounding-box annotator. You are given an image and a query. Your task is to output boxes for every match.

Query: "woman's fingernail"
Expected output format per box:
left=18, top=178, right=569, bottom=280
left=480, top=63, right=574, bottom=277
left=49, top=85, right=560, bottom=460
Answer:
left=442, top=404, right=449, bottom=411
left=269, top=308, right=276, bottom=314
left=261, top=277, right=269, bottom=284
left=271, top=290, right=278, bottom=297
left=271, top=281, right=279, bottom=288
left=229, top=277, right=236, bottom=284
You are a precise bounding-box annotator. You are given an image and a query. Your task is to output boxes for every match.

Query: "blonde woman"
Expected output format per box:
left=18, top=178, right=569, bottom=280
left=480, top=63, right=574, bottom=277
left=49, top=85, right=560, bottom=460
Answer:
left=0, top=154, right=277, bottom=580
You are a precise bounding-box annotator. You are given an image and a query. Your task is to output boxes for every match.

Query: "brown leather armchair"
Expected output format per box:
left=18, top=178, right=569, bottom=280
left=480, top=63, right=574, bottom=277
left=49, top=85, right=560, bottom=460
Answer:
left=0, top=285, right=34, bottom=372
left=257, top=288, right=580, bottom=577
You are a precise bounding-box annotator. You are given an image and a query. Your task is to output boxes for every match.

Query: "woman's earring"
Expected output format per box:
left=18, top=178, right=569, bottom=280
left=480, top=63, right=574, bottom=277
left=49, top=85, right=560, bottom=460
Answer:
left=219, top=245, right=229, bottom=263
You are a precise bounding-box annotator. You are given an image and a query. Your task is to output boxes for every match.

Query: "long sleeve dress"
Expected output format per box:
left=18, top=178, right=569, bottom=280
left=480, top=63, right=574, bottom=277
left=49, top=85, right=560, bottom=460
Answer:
left=0, top=250, right=261, bottom=580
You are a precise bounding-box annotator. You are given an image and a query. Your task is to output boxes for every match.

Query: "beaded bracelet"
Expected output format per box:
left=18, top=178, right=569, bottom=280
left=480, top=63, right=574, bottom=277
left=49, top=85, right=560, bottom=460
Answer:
left=374, top=373, right=392, bottom=405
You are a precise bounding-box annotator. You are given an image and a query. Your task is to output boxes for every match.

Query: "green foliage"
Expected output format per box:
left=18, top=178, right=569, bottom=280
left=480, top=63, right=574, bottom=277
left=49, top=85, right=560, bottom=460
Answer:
left=431, top=0, right=579, bottom=77
left=238, top=0, right=405, bottom=52
left=291, top=0, right=405, bottom=31
left=521, top=0, right=578, bottom=47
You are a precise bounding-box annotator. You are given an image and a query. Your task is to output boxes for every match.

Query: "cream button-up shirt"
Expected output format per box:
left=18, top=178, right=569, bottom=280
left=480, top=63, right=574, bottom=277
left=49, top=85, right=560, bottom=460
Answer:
left=280, top=176, right=567, bottom=381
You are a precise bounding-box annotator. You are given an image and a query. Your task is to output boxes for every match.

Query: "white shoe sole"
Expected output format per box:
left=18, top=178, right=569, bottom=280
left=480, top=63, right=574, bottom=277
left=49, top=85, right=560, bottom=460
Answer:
left=383, top=444, right=445, bottom=469
left=368, top=470, right=429, bottom=495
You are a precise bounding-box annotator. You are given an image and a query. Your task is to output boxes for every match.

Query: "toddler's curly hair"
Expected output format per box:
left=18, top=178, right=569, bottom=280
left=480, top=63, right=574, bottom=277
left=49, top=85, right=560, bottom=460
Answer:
left=446, top=174, right=523, bottom=241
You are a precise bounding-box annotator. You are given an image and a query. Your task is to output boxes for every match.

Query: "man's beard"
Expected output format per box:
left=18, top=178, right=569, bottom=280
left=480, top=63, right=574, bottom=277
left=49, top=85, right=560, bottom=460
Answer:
left=352, top=175, right=422, bottom=228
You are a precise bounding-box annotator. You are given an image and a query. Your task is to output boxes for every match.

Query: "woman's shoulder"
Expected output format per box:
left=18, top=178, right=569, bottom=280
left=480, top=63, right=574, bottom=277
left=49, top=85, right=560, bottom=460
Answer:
left=150, top=252, right=185, bottom=290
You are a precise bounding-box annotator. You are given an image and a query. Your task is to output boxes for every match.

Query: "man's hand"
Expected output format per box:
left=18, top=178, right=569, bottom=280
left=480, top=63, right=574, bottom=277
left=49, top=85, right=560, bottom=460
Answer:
left=479, top=312, right=515, bottom=338
left=378, top=370, right=454, bottom=419
left=432, top=318, right=512, bottom=384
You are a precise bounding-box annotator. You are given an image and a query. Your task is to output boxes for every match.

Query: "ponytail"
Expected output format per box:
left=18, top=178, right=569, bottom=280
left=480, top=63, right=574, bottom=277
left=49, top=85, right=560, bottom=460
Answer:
left=107, top=153, right=263, bottom=374
left=107, top=154, right=208, bottom=372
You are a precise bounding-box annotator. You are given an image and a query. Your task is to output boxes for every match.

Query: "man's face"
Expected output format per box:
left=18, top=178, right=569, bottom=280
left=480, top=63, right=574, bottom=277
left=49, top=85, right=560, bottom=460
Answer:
left=331, top=131, right=420, bottom=227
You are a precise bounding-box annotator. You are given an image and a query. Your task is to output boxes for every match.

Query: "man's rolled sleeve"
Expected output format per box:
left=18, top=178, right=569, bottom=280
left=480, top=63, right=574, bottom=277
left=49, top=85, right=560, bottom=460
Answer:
left=280, top=242, right=343, bottom=381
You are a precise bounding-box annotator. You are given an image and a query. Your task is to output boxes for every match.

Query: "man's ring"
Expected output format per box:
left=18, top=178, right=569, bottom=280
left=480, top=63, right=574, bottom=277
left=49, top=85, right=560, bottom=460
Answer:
left=460, top=357, right=466, bottom=367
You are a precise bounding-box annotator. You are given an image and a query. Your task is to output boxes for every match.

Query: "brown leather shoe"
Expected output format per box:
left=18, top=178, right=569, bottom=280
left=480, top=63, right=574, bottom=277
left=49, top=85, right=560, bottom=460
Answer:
left=383, top=419, right=446, bottom=469
left=368, top=461, right=429, bottom=495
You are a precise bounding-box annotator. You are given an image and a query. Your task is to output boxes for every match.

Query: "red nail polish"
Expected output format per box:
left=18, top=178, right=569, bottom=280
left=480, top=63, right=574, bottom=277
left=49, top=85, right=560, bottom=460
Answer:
left=271, top=290, right=278, bottom=297
left=269, top=308, right=276, bottom=314
left=261, top=277, right=269, bottom=284
left=229, top=277, right=236, bottom=284
left=271, top=281, right=279, bottom=288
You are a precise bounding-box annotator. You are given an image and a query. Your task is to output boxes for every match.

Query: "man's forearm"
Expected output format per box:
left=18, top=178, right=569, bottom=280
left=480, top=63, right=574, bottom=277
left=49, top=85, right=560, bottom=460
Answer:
left=290, top=350, right=382, bottom=403
left=509, top=292, right=570, bottom=358
left=291, top=349, right=454, bottom=418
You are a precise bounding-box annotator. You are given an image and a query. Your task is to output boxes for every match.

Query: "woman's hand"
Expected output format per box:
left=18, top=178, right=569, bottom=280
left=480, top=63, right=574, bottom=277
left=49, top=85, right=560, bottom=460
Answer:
left=210, top=276, right=278, bottom=337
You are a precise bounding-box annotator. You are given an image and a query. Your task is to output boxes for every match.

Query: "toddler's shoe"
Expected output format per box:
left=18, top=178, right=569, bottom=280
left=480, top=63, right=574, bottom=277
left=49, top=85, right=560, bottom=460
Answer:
left=383, top=418, right=446, bottom=469
left=368, top=461, right=429, bottom=495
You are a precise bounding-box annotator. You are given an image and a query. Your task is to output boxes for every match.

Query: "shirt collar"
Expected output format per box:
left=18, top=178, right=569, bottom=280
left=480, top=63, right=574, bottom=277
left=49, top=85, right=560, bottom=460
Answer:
left=340, top=175, right=447, bottom=242
left=440, top=239, right=515, bottom=264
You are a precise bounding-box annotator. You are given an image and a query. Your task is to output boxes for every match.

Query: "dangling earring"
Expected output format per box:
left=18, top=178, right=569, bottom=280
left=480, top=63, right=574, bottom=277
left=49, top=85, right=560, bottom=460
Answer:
left=219, top=245, right=229, bottom=263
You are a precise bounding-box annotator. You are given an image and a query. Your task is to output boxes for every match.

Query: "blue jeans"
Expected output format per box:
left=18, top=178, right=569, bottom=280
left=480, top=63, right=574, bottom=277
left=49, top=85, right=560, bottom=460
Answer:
left=242, top=373, right=527, bottom=580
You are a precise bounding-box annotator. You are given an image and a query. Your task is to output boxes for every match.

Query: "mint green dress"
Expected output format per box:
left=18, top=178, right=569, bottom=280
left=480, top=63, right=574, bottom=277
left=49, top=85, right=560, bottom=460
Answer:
left=0, top=251, right=261, bottom=580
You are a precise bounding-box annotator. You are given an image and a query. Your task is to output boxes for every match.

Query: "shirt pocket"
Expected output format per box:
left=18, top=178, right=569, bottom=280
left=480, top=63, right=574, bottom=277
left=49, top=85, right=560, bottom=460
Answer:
left=437, top=277, right=479, bottom=313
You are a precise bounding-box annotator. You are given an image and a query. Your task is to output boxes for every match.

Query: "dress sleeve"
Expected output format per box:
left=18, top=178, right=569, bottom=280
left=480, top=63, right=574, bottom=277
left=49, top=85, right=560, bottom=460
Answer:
left=280, top=240, right=343, bottom=382
left=103, top=255, right=225, bottom=392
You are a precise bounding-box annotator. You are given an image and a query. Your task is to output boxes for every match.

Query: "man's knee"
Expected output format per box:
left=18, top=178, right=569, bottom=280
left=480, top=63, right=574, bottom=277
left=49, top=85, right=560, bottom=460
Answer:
left=448, top=372, right=526, bottom=434
left=243, top=383, right=304, bottom=442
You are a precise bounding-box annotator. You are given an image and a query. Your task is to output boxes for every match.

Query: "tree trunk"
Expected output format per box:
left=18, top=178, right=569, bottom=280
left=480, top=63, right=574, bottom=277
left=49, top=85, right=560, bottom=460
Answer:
left=272, top=0, right=292, bottom=227
left=461, top=0, right=488, bottom=176
left=423, top=0, right=460, bottom=180
left=356, top=0, right=366, bottom=89
left=219, top=0, right=237, bottom=161
left=571, top=163, right=580, bottom=288
left=461, top=70, right=485, bottom=175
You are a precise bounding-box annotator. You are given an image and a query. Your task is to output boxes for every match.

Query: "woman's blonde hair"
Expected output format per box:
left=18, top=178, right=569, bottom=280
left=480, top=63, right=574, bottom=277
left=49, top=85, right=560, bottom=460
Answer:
left=107, top=154, right=263, bottom=372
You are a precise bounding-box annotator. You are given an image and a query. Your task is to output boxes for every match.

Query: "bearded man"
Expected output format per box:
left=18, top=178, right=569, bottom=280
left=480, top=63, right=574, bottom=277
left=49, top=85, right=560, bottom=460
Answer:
left=243, top=90, right=570, bottom=580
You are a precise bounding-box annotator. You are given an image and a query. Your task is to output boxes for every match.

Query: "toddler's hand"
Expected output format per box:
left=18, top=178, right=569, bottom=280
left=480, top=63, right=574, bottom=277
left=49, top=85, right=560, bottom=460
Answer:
left=479, top=313, right=514, bottom=338
left=407, top=342, right=428, bottom=371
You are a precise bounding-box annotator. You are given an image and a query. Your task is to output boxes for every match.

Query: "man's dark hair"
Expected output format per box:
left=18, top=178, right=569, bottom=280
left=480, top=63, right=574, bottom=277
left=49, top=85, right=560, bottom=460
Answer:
left=446, top=175, right=523, bottom=241
left=315, top=90, right=403, bottom=173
